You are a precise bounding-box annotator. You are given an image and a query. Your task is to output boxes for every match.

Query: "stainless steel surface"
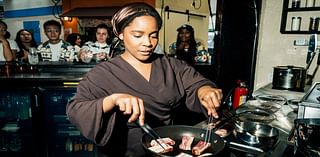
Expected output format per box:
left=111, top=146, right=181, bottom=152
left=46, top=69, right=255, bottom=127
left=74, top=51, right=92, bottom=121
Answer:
left=272, top=65, right=306, bottom=91
left=234, top=121, right=279, bottom=149
left=298, top=82, right=320, bottom=118
left=253, top=83, right=307, bottom=136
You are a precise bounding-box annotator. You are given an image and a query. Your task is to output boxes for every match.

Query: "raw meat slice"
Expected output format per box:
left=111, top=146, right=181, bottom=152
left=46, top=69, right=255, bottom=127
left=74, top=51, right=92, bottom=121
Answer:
left=214, top=128, right=228, bottom=137
left=150, top=137, right=175, bottom=147
left=148, top=143, right=173, bottom=154
left=192, top=140, right=211, bottom=155
left=179, top=135, right=194, bottom=150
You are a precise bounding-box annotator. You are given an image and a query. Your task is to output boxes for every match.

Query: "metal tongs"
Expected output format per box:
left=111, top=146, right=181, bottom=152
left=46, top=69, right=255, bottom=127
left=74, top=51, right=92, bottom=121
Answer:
left=135, top=120, right=166, bottom=150
left=204, top=116, right=214, bottom=144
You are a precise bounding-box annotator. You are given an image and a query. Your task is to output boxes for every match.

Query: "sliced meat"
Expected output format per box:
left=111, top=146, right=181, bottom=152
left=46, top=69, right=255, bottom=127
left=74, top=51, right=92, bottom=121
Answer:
left=150, top=137, right=175, bottom=147
left=148, top=143, right=173, bottom=154
left=179, top=135, right=194, bottom=150
left=214, top=128, right=228, bottom=138
left=192, top=140, right=211, bottom=155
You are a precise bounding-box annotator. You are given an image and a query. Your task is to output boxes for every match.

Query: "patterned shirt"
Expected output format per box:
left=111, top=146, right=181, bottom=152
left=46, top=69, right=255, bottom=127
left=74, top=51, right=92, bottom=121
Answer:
left=37, top=40, right=75, bottom=62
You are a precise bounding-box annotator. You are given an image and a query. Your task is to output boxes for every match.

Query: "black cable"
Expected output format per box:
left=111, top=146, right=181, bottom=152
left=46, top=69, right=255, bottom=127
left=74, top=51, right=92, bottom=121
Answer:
left=160, top=0, right=166, bottom=54
left=51, top=0, right=61, bottom=19
left=208, top=0, right=215, bottom=31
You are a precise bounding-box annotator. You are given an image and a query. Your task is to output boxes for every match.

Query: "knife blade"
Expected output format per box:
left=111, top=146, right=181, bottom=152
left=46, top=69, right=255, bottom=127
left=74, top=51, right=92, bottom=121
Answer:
left=306, top=34, right=316, bottom=70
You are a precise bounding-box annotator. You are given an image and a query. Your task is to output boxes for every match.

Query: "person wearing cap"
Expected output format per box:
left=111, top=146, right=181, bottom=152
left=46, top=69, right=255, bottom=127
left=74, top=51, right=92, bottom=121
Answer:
left=169, top=24, right=202, bottom=65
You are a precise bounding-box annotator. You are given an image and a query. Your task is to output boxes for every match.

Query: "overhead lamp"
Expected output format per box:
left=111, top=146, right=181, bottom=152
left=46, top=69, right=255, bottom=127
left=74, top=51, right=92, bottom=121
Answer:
left=61, top=16, right=72, bottom=22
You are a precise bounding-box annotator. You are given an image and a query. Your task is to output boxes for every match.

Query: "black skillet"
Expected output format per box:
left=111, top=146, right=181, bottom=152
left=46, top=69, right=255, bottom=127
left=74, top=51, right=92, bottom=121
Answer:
left=141, top=125, right=225, bottom=157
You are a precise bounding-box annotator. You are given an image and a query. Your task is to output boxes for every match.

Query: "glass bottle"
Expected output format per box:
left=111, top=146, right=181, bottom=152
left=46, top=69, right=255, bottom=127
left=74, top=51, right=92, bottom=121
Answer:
left=291, top=16, right=302, bottom=31
left=28, top=47, right=39, bottom=65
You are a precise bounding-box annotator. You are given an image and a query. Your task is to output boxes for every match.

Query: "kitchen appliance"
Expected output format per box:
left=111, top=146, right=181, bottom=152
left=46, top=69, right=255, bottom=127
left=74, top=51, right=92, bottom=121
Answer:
left=297, top=82, right=320, bottom=119
left=0, top=88, right=37, bottom=157
left=39, top=86, right=96, bottom=157
left=272, top=65, right=306, bottom=91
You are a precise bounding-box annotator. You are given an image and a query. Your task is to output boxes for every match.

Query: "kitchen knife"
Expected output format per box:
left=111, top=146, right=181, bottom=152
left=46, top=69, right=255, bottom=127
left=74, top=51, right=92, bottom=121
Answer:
left=306, top=34, right=317, bottom=70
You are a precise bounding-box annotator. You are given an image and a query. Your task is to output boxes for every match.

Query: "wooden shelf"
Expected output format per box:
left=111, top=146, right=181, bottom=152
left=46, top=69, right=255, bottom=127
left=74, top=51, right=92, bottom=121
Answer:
left=280, top=0, right=320, bottom=34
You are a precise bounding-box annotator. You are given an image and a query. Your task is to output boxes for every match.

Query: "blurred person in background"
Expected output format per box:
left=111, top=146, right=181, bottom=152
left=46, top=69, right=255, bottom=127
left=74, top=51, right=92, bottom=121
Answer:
left=15, top=29, right=38, bottom=62
left=0, top=20, right=19, bottom=62
left=78, top=23, right=111, bottom=63
left=169, top=24, right=202, bottom=65
left=37, top=20, right=75, bottom=62
left=66, top=33, right=82, bottom=53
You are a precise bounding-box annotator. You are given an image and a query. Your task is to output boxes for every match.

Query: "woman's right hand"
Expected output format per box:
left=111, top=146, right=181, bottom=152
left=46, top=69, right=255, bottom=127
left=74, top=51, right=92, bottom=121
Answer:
left=103, top=93, right=145, bottom=125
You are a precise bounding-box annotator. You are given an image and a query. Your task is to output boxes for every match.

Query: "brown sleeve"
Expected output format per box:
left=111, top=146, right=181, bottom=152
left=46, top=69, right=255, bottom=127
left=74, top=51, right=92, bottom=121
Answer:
left=66, top=70, right=116, bottom=146
left=172, top=59, right=217, bottom=113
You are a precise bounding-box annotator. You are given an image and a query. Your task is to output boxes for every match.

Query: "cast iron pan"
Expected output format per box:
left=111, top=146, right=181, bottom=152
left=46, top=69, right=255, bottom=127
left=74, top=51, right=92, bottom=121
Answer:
left=141, top=125, right=225, bottom=157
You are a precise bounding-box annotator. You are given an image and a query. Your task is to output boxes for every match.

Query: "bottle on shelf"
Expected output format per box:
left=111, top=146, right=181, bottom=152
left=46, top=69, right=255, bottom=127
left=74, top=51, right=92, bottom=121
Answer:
left=306, top=0, right=315, bottom=7
left=291, top=16, right=302, bottom=31
left=65, top=137, right=73, bottom=152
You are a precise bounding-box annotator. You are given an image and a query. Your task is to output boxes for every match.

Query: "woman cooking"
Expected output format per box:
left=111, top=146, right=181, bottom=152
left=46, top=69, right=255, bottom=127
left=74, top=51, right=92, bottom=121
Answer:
left=66, top=2, right=223, bottom=157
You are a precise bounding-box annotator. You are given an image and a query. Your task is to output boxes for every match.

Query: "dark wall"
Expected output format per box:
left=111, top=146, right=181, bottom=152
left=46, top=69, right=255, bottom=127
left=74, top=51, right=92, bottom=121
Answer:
left=214, top=0, right=262, bottom=99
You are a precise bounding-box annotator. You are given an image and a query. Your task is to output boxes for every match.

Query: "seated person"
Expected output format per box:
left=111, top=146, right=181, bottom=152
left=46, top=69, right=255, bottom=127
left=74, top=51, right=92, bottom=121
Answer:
left=37, top=20, right=75, bottom=62
left=79, top=24, right=111, bottom=63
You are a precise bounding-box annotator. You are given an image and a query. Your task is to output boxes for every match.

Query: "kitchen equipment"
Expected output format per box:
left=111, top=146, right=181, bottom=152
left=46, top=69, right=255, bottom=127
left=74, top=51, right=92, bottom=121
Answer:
left=272, top=65, right=306, bottom=91
left=236, top=108, right=276, bottom=123
left=293, top=118, right=320, bottom=156
left=306, top=34, right=319, bottom=85
left=306, top=34, right=317, bottom=71
left=298, top=82, right=320, bottom=119
left=233, top=120, right=279, bottom=150
left=141, top=125, right=225, bottom=157
left=136, top=120, right=166, bottom=150
left=254, top=94, right=286, bottom=112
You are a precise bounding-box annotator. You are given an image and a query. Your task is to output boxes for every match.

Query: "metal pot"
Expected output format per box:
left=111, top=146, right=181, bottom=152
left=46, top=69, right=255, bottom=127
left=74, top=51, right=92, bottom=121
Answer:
left=272, top=65, right=306, bottom=91
left=233, top=120, right=279, bottom=150
left=141, top=125, right=225, bottom=157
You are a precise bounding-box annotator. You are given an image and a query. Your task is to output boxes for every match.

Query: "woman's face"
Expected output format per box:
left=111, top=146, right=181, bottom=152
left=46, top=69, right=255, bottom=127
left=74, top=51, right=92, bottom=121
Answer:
left=96, top=28, right=108, bottom=43
left=119, top=16, right=159, bottom=62
left=178, top=29, right=192, bottom=42
left=20, top=31, right=33, bottom=43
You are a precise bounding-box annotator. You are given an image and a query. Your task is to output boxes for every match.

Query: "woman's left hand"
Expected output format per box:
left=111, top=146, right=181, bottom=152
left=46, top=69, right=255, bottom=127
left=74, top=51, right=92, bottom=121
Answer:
left=197, top=85, right=223, bottom=118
